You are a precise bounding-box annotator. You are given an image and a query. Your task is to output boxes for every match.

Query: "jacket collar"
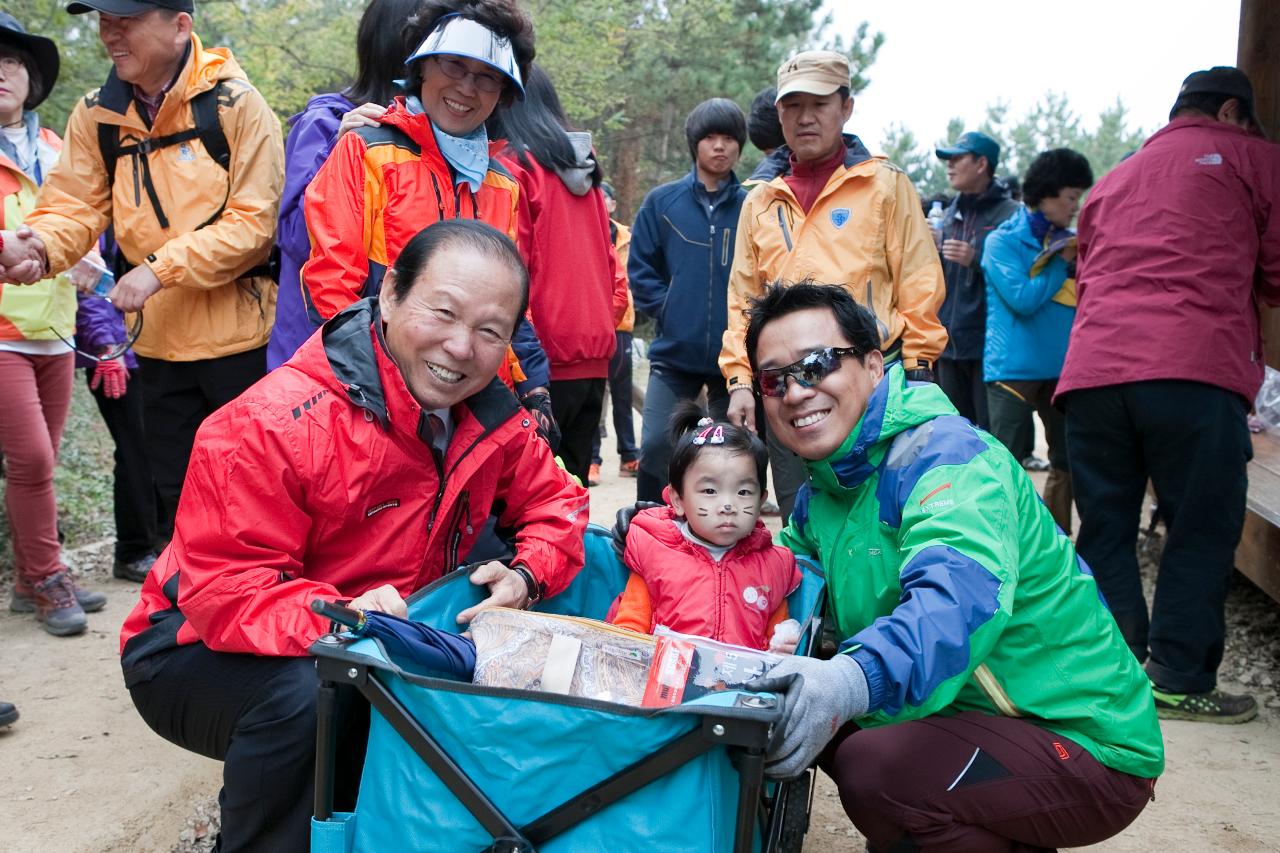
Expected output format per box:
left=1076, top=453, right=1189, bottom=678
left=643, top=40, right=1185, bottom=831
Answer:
left=954, top=175, right=1012, bottom=213
left=682, top=166, right=741, bottom=199
left=1149, top=114, right=1265, bottom=146
left=635, top=504, right=776, bottom=558
left=749, top=133, right=873, bottom=183
left=320, top=298, right=521, bottom=441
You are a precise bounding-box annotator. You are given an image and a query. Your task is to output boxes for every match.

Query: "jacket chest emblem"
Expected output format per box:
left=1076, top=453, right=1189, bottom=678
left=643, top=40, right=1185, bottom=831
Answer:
left=830, top=208, right=851, bottom=229
left=178, top=143, right=196, bottom=162
left=741, top=585, right=771, bottom=611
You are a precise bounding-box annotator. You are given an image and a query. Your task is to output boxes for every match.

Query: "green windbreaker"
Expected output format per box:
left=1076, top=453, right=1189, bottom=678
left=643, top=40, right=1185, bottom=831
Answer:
left=780, top=364, right=1164, bottom=778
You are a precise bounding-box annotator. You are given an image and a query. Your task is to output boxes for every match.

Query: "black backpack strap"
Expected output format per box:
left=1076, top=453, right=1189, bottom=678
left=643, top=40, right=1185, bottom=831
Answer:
left=190, top=81, right=230, bottom=172
left=100, top=82, right=232, bottom=231
left=98, top=121, right=119, bottom=193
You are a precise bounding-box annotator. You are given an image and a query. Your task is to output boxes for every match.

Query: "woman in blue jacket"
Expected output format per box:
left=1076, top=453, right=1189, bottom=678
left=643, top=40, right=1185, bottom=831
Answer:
left=980, top=148, right=1094, bottom=531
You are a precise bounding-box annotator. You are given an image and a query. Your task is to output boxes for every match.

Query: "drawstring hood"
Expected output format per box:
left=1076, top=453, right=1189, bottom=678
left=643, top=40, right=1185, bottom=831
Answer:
left=553, top=131, right=597, bottom=196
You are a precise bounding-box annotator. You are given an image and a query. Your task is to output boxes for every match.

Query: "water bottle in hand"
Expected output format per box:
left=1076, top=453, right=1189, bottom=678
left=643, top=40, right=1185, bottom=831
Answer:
left=93, top=268, right=115, bottom=298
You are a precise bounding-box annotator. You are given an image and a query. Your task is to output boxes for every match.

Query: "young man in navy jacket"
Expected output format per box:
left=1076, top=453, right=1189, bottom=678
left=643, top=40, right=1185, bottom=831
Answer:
left=629, top=98, right=749, bottom=502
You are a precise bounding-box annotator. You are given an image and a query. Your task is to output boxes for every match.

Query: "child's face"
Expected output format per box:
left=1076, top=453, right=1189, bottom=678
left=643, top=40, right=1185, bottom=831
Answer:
left=670, top=448, right=764, bottom=547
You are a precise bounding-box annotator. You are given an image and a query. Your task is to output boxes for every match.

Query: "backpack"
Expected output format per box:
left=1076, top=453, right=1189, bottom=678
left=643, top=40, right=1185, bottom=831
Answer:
left=97, top=81, right=277, bottom=281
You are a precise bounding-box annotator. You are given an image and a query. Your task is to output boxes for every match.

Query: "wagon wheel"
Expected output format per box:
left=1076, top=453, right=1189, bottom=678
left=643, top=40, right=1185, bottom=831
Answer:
left=775, top=770, right=813, bottom=853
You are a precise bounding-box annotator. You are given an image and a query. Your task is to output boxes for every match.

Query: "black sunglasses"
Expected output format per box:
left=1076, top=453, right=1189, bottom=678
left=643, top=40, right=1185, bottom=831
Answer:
left=756, top=346, right=860, bottom=398
left=50, top=297, right=144, bottom=362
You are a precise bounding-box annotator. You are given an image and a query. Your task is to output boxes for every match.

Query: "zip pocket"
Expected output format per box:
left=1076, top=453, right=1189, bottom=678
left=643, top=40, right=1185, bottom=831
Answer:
left=721, top=227, right=732, bottom=266
left=776, top=204, right=793, bottom=251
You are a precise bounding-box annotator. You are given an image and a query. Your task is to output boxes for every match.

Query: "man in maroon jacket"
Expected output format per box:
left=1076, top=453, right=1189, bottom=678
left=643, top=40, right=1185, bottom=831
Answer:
left=1057, top=67, right=1279, bottom=724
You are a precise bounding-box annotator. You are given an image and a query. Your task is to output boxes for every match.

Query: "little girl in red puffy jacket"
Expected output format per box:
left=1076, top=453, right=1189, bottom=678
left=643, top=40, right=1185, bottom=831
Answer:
left=608, top=402, right=801, bottom=652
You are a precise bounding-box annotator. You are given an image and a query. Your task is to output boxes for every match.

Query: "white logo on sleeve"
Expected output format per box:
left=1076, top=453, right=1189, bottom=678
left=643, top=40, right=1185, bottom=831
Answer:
left=1195, top=153, right=1223, bottom=166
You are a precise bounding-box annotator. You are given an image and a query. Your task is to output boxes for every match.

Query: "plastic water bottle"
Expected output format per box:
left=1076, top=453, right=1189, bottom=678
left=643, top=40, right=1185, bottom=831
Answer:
left=93, top=268, right=114, bottom=297
left=927, top=200, right=946, bottom=247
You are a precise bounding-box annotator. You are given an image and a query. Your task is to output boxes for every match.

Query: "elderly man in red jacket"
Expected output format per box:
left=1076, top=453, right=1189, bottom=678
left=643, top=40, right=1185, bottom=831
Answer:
left=119, top=220, right=589, bottom=851
left=1057, top=67, right=1280, bottom=725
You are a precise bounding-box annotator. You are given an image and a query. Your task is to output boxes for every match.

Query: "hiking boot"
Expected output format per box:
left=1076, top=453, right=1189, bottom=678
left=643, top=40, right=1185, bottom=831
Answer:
left=113, top=551, right=158, bottom=583
left=618, top=459, right=639, bottom=478
left=761, top=498, right=782, bottom=517
left=587, top=463, right=602, bottom=487
left=0, top=701, right=17, bottom=728
left=29, top=571, right=87, bottom=636
left=1152, top=686, right=1258, bottom=724
left=11, top=570, right=106, bottom=614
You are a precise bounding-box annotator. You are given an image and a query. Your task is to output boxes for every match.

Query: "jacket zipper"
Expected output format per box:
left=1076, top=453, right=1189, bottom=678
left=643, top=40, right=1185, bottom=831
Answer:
left=973, top=663, right=1023, bottom=717
left=707, top=200, right=716, bottom=363
left=446, top=489, right=471, bottom=570
left=776, top=203, right=793, bottom=251
left=428, top=171, right=447, bottom=221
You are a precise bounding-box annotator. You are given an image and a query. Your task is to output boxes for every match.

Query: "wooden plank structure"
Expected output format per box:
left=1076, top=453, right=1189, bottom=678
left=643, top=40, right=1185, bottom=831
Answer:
left=1234, top=0, right=1280, bottom=602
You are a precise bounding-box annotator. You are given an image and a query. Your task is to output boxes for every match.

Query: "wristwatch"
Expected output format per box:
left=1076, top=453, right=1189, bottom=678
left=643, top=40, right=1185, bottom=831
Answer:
left=510, top=562, right=544, bottom=609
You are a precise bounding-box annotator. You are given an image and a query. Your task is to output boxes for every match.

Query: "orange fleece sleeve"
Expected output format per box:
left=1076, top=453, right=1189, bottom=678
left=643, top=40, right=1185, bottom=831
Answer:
left=609, top=572, right=654, bottom=634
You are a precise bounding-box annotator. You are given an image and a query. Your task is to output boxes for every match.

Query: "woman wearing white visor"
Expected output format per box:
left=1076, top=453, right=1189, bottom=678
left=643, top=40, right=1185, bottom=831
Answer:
left=301, top=1, right=558, bottom=440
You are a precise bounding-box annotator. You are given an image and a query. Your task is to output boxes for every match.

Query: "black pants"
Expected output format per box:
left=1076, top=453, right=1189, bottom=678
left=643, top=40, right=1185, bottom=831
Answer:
left=129, top=644, right=368, bottom=853
left=1064, top=381, right=1250, bottom=693
left=591, top=331, right=638, bottom=465
left=820, top=713, right=1153, bottom=851
left=136, top=347, right=266, bottom=539
left=86, top=367, right=161, bottom=561
left=636, top=365, right=728, bottom=503
left=987, top=379, right=1072, bottom=533
left=937, top=357, right=989, bottom=429
left=550, top=377, right=606, bottom=487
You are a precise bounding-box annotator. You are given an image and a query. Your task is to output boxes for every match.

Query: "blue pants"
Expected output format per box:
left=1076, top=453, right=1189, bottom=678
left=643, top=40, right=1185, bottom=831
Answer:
left=637, top=364, right=728, bottom=502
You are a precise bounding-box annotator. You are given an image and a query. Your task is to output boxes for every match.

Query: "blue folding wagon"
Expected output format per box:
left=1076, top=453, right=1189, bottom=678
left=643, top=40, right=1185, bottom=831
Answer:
left=310, top=523, right=825, bottom=852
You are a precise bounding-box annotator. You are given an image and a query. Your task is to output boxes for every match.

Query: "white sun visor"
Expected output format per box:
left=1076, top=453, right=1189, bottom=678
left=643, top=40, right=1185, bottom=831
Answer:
left=405, top=14, right=524, bottom=97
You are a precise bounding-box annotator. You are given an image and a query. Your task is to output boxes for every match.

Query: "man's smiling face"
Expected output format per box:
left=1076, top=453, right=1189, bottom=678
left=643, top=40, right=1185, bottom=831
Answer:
left=756, top=306, right=884, bottom=461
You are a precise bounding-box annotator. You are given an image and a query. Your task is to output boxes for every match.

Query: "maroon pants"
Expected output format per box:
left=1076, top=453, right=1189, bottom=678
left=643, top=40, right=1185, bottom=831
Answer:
left=820, top=712, right=1155, bottom=852
left=0, top=351, right=73, bottom=584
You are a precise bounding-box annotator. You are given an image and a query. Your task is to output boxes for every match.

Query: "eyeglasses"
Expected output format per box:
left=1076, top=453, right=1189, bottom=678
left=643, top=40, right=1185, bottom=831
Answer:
left=430, top=56, right=505, bottom=93
left=0, top=57, right=26, bottom=75
left=50, top=298, right=144, bottom=362
left=756, top=346, right=860, bottom=398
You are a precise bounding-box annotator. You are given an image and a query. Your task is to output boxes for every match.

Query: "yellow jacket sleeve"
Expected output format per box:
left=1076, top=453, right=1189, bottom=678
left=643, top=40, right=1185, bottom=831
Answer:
left=25, top=98, right=113, bottom=276
left=884, top=169, right=947, bottom=366
left=719, top=197, right=763, bottom=390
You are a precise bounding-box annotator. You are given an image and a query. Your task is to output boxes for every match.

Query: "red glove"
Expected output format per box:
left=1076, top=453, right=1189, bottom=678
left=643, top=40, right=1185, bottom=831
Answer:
left=90, top=358, right=128, bottom=399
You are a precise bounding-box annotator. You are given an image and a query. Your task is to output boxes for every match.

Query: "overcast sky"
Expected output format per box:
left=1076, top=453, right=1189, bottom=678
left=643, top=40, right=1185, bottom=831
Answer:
left=826, top=0, right=1242, bottom=154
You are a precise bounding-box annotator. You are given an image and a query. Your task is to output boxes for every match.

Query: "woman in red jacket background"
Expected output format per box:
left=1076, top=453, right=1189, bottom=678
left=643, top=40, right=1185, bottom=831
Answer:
left=490, top=63, right=629, bottom=486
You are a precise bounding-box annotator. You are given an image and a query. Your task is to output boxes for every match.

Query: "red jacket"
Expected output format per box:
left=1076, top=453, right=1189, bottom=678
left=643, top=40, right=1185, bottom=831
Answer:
left=1057, top=117, right=1280, bottom=403
left=301, top=100, right=521, bottom=320
left=616, top=506, right=800, bottom=650
left=502, top=152, right=628, bottom=380
left=120, top=299, right=588, bottom=684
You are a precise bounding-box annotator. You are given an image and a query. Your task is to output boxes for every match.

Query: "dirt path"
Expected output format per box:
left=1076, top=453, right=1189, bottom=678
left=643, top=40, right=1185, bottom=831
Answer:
left=2, top=403, right=1277, bottom=851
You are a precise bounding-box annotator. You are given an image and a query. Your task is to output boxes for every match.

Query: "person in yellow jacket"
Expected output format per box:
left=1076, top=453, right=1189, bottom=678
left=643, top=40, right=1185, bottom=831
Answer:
left=1, top=0, right=284, bottom=541
left=721, top=50, right=946, bottom=519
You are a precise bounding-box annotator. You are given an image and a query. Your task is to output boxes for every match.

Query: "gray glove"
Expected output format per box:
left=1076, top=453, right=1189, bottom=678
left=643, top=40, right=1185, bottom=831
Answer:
left=748, top=653, right=870, bottom=779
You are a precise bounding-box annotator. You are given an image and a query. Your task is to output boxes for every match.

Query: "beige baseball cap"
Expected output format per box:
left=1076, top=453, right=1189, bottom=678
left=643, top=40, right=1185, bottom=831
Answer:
left=775, top=50, right=851, bottom=102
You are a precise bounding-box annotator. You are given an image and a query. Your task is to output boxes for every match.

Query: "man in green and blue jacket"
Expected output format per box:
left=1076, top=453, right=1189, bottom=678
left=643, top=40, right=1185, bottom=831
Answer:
left=748, top=282, right=1162, bottom=851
